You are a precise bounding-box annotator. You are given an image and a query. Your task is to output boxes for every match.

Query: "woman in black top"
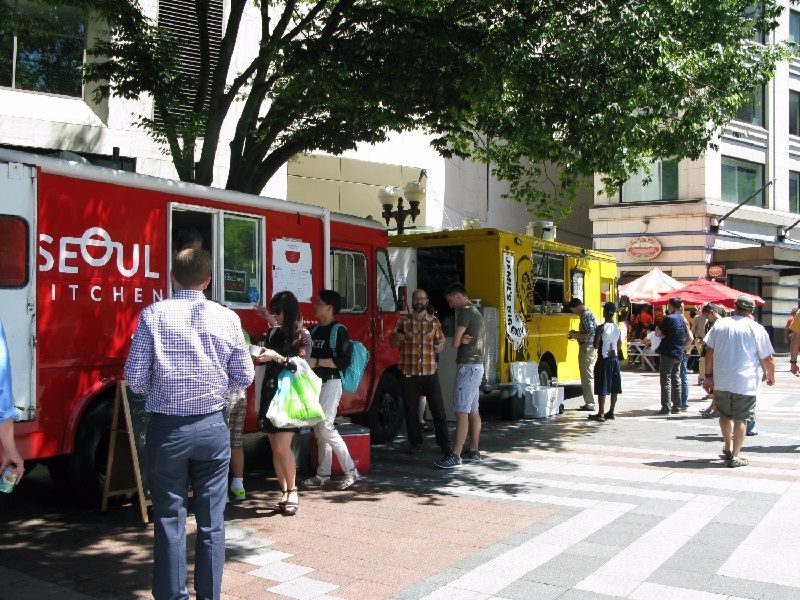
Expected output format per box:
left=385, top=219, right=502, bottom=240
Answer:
left=256, top=291, right=311, bottom=515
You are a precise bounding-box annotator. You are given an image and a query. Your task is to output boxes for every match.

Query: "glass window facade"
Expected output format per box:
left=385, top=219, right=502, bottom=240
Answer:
left=620, top=160, right=679, bottom=203
left=791, top=90, right=800, bottom=137
left=791, top=10, right=800, bottom=44
left=721, top=156, right=764, bottom=207
left=0, top=0, right=85, bottom=96
left=790, top=171, right=800, bottom=214
left=734, top=87, right=765, bottom=128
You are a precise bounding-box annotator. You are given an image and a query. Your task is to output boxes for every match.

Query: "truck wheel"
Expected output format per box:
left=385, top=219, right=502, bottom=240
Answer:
left=365, top=376, right=404, bottom=444
left=538, top=362, right=554, bottom=387
left=68, top=397, right=114, bottom=503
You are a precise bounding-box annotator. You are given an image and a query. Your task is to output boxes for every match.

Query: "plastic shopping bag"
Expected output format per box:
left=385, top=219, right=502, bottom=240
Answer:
left=267, top=357, right=324, bottom=428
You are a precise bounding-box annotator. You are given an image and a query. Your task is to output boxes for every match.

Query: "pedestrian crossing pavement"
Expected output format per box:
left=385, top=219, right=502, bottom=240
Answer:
left=391, top=361, right=800, bottom=600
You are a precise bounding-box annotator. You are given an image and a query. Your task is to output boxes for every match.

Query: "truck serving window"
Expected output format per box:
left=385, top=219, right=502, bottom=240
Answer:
left=331, top=250, right=367, bottom=313
left=0, top=215, right=28, bottom=287
left=532, top=253, right=565, bottom=309
left=222, top=214, right=262, bottom=306
left=376, top=248, right=396, bottom=313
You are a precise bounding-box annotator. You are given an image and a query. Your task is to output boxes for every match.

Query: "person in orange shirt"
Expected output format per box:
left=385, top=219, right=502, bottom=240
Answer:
left=790, top=310, right=800, bottom=376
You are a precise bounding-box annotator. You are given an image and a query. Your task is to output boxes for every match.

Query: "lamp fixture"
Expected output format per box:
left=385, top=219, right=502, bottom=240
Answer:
left=378, top=170, right=426, bottom=234
left=778, top=216, right=800, bottom=243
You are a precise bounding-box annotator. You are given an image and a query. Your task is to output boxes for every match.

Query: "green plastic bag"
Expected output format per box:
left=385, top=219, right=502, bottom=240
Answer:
left=267, top=358, right=324, bottom=428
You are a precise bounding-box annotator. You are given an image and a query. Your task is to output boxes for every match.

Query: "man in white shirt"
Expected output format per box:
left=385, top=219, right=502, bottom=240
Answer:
left=703, top=296, right=774, bottom=468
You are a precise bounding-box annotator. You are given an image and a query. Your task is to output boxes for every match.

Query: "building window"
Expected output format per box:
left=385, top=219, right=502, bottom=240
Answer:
left=791, top=10, right=800, bottom=44
left=734, top=87, right=765, bottom=128
left=721, top=156, right=764, bottom=207
left=0, top=0, right=85, bottom=97
left=792, top=91, right=800, bottom=136
left=156, top=0, right=223, bottom=125
left=744, top=3, right=766, bottom=44
left=791, top=171, right=800, bottom=214
left=620, top=159, right=679, bottom=203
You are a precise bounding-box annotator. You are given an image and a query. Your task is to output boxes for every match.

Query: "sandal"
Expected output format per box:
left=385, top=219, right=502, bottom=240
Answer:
left=727, top=457, right=749, bottom=468
left=336, top=470, right=359, bottom=490
left=721, top=448, right=733, bottom=461
left=272, top=489, right=288, bottom=512
left=282, top=488, right=299, bottom=516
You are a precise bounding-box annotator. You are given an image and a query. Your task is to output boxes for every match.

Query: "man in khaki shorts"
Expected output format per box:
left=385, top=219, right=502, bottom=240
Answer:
left=703, top=296, right=774, bottom=467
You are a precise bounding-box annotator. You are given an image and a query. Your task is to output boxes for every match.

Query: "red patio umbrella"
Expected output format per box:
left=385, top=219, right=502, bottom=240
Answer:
left=651, top=278, right=765, bottom=310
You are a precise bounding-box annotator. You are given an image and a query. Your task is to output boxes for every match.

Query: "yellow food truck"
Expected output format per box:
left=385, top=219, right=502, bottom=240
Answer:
left=389, top=227, right=617, bottom=416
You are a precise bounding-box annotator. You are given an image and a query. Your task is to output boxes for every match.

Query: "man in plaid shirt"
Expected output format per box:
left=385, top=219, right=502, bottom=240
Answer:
left=390, top=289, right=452, bottom=457
left=125, top=248, right=254, bottom=600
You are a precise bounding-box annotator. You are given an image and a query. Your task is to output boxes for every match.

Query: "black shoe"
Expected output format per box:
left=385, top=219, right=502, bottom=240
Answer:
left=577, top=404, right=596, bottom=411
left=658, top=408, right=670, bottom=415
left=670, top=406, right=680, bottom=414
left=680, top=406, right=688, bottom=412
left=460, top=450, right=482, bottom=463
left=420, top=423, right=433, bottom=432
left=407, top=444, right=423, bottom=455
left=435, top=453, right=462, bottom=469
left=604, top=412, right=615, bottom=420
left=588, top=414, right=606, bottom=422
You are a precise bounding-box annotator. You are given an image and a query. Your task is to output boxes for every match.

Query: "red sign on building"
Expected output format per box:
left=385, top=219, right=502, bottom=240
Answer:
left=625, top=236, right=663, bottom=261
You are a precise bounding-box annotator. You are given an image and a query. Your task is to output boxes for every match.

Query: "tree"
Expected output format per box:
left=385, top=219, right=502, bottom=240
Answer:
left=63, top=1, right=793, bottom=215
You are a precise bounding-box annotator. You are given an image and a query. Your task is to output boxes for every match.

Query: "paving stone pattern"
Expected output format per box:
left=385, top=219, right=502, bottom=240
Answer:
left=0, top=359, right=798, bottom=599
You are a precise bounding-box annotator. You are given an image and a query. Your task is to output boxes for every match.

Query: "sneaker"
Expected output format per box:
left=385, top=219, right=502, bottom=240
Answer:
left=302, top=475, right=330, bottom=488
left=587, top=413, right=606, bottom=422
left=461, top=450, right=482, bottom=463
left=604, top=412, right=615, bottom=420
left=435, top=453, right=462, bottom=469
left=680, top=405, right=688, bottom=412
left=670, top=407, right=680, bottom=414
left=229, top=486, right=246, bottom=501
left=658, top=408, right=670, bottom=415
left=577, top=404, right=596, bottom=412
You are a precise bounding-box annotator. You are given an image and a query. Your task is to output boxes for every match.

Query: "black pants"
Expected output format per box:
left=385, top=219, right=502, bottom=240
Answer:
left=401, top=373, right=451, bottom=453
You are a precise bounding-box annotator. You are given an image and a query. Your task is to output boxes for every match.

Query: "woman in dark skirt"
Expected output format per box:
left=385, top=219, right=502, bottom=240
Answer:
left=255, top=291, right=311, bottom=515
left=589, top=302, right=623, bottom=422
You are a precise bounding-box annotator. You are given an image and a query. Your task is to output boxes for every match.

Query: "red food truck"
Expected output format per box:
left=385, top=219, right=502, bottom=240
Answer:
left=0, top=150, right=404, bottom=498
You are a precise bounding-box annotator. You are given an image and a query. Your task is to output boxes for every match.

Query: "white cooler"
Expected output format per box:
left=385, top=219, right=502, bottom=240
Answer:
left=525, top=386, right=565, bottom=419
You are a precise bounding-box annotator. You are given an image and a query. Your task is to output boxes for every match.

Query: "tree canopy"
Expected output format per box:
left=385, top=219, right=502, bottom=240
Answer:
left=24, top=1, right=794, bottom=216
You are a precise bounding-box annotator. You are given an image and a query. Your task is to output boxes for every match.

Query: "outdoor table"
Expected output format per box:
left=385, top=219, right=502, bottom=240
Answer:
left=628, top=341, right=658, bottom=371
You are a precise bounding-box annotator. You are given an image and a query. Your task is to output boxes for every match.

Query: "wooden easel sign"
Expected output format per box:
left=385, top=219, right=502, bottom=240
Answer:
left=101, top=380, right=151, bottom=525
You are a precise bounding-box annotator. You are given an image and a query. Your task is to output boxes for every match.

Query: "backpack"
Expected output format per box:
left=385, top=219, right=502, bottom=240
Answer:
left=311, top=322, right=370, bottom=393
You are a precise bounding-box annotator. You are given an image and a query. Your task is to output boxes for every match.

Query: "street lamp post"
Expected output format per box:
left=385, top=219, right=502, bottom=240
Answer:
left=378, top=172, right=426, bottom=234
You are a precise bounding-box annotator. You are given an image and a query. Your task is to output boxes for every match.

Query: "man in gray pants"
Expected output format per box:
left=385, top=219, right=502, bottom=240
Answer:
left=657, top=297, right=686, bottom=415
left=125, top=249, right=255, bottom=600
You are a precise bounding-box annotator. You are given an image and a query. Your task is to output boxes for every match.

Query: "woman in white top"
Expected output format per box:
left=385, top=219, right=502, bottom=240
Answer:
left=589, top=302, right=623, bottom=422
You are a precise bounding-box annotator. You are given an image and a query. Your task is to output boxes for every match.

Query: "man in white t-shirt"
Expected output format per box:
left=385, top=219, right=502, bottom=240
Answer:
left=703, top=296, right=774, bottom=468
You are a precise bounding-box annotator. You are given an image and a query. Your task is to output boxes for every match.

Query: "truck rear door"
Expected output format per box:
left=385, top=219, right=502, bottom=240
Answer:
left=0, top=161, right=36, bottom=421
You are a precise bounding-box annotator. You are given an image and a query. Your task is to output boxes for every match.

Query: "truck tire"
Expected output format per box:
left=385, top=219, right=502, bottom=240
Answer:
left=364, top=375, right=404, bottom=444
left=68, top=397, right=114, bottom=503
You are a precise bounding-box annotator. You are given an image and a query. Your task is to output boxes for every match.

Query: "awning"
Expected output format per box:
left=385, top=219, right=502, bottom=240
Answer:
left=619, top=267, right=683, bottom=303
left=714, top=245, right=800, bottom=276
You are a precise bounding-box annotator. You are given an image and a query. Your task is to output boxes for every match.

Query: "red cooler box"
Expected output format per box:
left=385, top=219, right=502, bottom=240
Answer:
left=310, top=423, right=371, bottom=475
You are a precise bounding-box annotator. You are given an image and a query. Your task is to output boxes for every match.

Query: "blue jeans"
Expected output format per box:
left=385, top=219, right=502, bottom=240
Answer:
left=146, top=411, right=230, bottom=600
left=679, top=354, right=689, bottom=408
